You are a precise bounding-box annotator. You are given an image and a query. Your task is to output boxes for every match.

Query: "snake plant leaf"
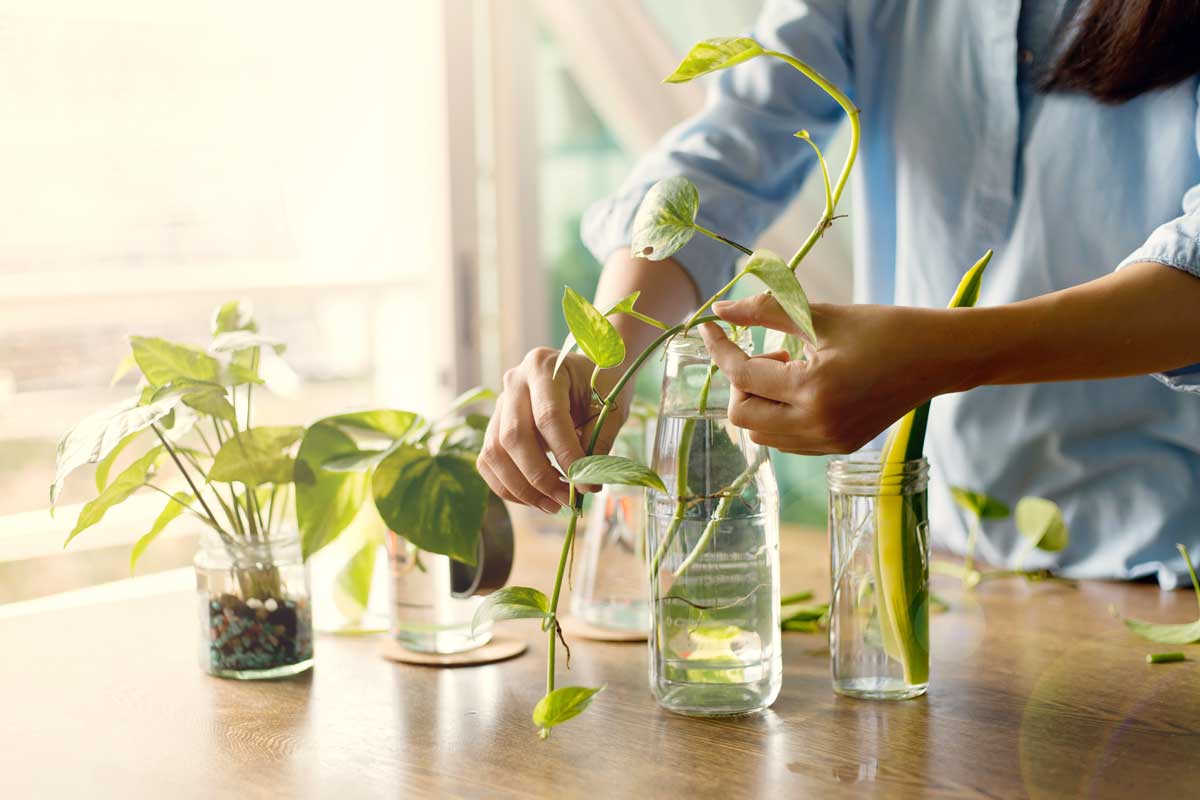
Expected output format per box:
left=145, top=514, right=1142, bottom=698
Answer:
left=630, top=176, right=699, bottom=261
left=208, top=331, right=286, bottom=355
left=66, top=446, right=165, bottom=545
left=210, top=426, right=304, bottom=486
left=533, top=685, right=605, bottom=733
left=51, top=392, right=187, bottom=508
left=567, top=455, right=666, bottom=493
left=130, top=336, right=222, bottom=387
left=372, top=445, right=487, bottom=565
left=663, top=37, right=764, bottom=83
left=1014, top=497, right=1069, bottom=552
left=744, top=249, right=818, bottom=347
left=471, top=586, right=551, bottom=635
left=1119, top=544, right=1200, bottom=644
left=295, top=422, right=371, bottom=559
left=130, top=491, right=192, bottom=573
left=211, top=299, right=257, bottom=335
left=448, top=386, right=497, bottom=413
left=562, top=287, right=625, bottom=369
left=950, top=487, right=1010, bottom=520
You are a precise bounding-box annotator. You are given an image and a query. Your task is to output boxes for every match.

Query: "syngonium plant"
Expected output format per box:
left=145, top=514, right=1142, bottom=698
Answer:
left=50, top=298, right=497, bottom=606
left=473, top=36, right=994, bottom=737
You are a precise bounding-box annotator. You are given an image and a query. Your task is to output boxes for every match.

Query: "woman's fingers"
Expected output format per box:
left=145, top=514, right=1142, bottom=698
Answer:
left=479, top=388, right=562, bottom=514
left=502, top=386, right=570, bottom=508
left=727, top=388, right=795, bottom=434
left=712, top=294, right=798, bottom=334
left=525, top=354, right=588, bottom=473
left=699, top=323, right=795, bottom=403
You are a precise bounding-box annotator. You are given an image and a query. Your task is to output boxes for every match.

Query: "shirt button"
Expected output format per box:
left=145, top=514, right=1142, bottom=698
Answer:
left=1019, top=49, right=1034, bottom=64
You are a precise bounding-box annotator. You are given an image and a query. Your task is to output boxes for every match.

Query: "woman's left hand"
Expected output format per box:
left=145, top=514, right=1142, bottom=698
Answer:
left=699, top=295, right=967, bottom=454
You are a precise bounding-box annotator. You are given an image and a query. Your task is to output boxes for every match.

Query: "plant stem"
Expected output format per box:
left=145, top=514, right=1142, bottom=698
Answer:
left=681, top=271, right=748, bottom=333
left=673, top=449, right=767, bottom=576
left=963, top=516, right=980, bottom=574
left=1147, top=652, right=1186, bottom=664
left=693, top=224, right=753, bottom=256
left=143, top=482, right=221, bottom=533
left=150, top=424, right=225, bottom=538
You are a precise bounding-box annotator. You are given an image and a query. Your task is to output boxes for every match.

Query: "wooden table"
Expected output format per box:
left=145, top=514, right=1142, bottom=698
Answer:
left=2, top=525, right=1197, bottom=799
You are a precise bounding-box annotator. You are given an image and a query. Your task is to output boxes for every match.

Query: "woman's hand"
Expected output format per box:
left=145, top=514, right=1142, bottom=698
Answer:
left=477, top=348, right=627, bottom=513
left=700, top=295, right=965, bottom=454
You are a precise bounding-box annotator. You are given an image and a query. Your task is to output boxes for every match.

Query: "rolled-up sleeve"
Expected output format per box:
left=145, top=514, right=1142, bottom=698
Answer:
left=581, top=0, right=854, bottom=300
left=1118, top=81, right=1200, bottom=392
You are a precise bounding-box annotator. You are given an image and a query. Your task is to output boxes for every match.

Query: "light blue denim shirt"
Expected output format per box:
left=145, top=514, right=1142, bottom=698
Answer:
left=582, top=0, right=1200, bottom=586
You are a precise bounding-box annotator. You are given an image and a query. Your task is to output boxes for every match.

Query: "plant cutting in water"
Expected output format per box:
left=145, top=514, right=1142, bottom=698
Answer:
left=50, top=300, right=313, bottom=673
left=935, top=489, right=1074, bottom=588
left=475, top=36, right=992, bottom=736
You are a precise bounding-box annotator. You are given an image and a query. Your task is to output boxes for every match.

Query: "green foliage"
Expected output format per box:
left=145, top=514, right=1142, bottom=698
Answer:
left=950, top=487, right=1010, bottom=520
left=561, top=287, right=626, bottom=369
left=447, top=386, right=497, bottom=413
left=554, top=292, right=664, bottom=378
left=209, top=426, right=304, bottom=486
left=1118, top=544, right=1200, bottom=645
left=532, top=685, right=605, bottom=733
left=743, top=249, right=818, bottom=347
left=95, top=432, right=141, bottom=493
left=630, top=176, right=699, bottom=261
left=373, top=445, right=489, bottom=566
left=209, top=331, right=286, bottom=355
left=336, top=539, right=380, bottom=610
left=211, top=299, right=256, bottom=335
left=67, top=447, right=165, bottom=545
left=1014, top=497, right=1069, bottom=552
left=471, top=586, right=551, bottom=635
left=130, top=336, right=222, bottom=387
left=663, top=37, right=764, bottom=83
left=295, top=422, right=370, bottom=560
left=566, top=454, right=666, bottom=493
left=130, top=491, right=192, bottom=572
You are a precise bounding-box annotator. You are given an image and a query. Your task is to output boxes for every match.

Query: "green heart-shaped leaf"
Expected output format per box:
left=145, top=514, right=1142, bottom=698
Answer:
left=130, top=491, right=192, bottom=572
left=326, top=410, right=422, bottom=441
left=630, top=176, right=699, bottom=261
left=743, top=249, right=818, bottom=347
left=130, top=336, right=222, bottom=387
left=532, top=685, right=605, bottom=732
left=372, top=445, right=487, bottom=565
left=950, top=487, right=1010, bottom=520
left=66, top=446, right=165, bottom=545
left=209, top=426, right=304, bottom=486
left=554, top=292, right=663, bottom=378
left=567, top=454, right=666, bottom=493
left=562, top=287, right=625, bottom=369
left=1014, top=497, right=1068, bottom=552
left=1119, top=544, right=1200, bottom=644
left=211, top=299, right=257, bottom=335
left=663, top=37, right=764, bottom=83
left=295, top=422, right=372, bottom=559
left=471, top=586, right=551, bottom=635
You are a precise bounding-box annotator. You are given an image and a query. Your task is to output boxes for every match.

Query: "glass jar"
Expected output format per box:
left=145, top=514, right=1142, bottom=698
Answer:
left=827, top=452, right=930, bottom=700
left=194, top=529, right=314, bottom=680
left=387, top=492, right=514, bottom=654
left=571, top=418, right=651, bottom=634
left=646, top=327, right=782, bottom=716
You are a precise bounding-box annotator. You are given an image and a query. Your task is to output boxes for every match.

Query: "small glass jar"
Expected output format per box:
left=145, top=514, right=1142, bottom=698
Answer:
left=571, top=418, right=651, bottom=634
left=194, top=529, right=314, bottom=680
left=646, top=327, right=782, bottom=716
left=827, top=452, right=930, bottom=700
left=387, top=533, right=492, bottom=654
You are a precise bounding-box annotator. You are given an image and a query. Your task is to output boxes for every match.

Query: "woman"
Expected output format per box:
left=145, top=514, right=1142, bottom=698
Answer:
left=477, top=0, right=1200, bottom=586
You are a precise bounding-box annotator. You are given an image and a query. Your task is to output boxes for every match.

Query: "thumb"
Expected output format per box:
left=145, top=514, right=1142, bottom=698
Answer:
left=712, top=293, right=798, bottom=334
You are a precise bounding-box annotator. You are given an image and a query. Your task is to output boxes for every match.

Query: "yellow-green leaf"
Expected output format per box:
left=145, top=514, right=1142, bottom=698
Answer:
left=1014, top=497, right=1068, bottom=552
left=67, top=446, right=165, bottom=545
left=130, top=491, right=192, bottom=573
left=209, top=426, right=304, bottom=486
left=744, top=249, right=818, bottom=347
left=562, top=287, right=625, bottom=369
left=663, top=37, right=764, bottom=83
left=1119, top=544, right=1200, bottom=644
left=532, top=685, right=604, bottom=732
left=130, top=336, right=222, bottom=387
left=471, top=586, right=550, bottom=635
left=630, top=176, right=699, bottom=261
left=567, top=454, right=666, bottom=493
left=950, top=487, right=1010, bottom=520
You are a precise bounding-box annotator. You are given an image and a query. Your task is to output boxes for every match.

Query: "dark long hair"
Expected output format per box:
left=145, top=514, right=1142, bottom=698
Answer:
left=1042, top=0, right=1200, bottom=104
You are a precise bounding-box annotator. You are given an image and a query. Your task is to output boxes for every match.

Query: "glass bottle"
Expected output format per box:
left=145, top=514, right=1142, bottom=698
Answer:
left=827, top=452, right=930, bottom=699
left=194, top=529, right=314, bottom=680
left=571, top=417, right=651, bottom=634
left=646, top=327, right=782, bottom=716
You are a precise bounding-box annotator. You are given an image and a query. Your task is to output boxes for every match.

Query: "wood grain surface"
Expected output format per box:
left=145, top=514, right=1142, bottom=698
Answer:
left=2, top=524, right=1197, bottom=800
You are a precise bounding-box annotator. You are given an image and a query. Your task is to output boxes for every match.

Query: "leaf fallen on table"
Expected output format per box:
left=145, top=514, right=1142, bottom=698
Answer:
left=1015, top=497, right=1069, bottom=552
left=533, top=685, right=604, bottom=734
left=1117, top=544, right=1200, bottom=644
left=949, top=486, right=1010, bottom=519
left=471, top=586, right=551, bottom=635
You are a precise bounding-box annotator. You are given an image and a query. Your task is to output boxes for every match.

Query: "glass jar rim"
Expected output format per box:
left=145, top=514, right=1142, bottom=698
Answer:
left=668, top=323, right=753, bottom=356
left=199, top=528, right=302, bottom=565
left=826, top=451, right=930, bottom=495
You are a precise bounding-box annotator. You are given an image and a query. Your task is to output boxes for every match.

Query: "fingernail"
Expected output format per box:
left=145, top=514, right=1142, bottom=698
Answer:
left=712, top=301, right=730, bottom=312
left=539, top=500, right=560, bottom=515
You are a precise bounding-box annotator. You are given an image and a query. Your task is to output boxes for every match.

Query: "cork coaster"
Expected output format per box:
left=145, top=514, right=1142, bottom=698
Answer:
left=379, top=635, right=527, bottom=667
left=559, top=614, right=647, bottom=643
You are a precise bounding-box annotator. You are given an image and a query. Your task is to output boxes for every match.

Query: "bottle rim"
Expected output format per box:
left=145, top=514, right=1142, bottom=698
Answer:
left=826, top=451, right=930, bottom=495
left=667, top=323, right=753, bottom=356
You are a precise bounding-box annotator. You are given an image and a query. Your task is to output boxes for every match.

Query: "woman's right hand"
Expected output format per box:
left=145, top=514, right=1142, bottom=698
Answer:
left=476, top=347, right=628, bottom=513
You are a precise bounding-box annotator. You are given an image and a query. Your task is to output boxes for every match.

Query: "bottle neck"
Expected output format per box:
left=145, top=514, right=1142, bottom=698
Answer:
left=826, top=452, right=930, bottom=496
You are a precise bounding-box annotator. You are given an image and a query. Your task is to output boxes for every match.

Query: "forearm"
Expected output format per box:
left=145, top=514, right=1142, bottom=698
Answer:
left=590, top=251, right=701, bottom=399
left=941, top=261, right=1200, bottom=391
